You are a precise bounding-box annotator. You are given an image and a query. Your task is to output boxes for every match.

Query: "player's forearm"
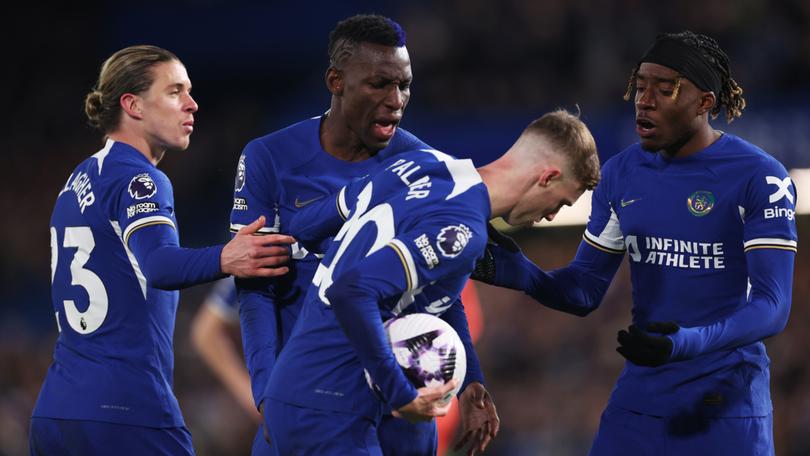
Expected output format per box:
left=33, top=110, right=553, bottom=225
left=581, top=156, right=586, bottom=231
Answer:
left=528, top=243, right=621, bottom=317
left=669, top=249, right=794, bottom=360
left=525, top=267, right=598, bottom=316
left=326, top=253, right=418, bottom=409
left=287, top=189, right=346, bottom=254
left=440, top=301, right=485, bottom=394
left=236, top=282, right=279, bottom=407
left=129, top=224, right=225, bottom=289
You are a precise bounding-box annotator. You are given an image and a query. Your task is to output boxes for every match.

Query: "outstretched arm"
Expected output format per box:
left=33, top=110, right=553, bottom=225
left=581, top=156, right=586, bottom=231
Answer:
left=127, top=216, right=293, bottom=290
left=472, top=225, right=623, bottom=317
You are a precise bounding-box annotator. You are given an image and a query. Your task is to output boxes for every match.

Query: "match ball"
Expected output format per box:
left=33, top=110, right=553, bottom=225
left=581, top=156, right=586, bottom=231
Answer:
left=385, top=313, right=466, bottom=403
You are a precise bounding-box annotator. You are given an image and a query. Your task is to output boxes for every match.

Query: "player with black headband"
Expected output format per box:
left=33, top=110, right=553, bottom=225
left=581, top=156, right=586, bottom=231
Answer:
left=472, top=31, right=796, bottom=454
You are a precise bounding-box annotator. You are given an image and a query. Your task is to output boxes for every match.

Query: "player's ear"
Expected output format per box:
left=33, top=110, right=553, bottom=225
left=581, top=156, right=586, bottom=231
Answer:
left=697, top=91, right=717, bottom=116
left=326, top=67, right=344, bottom=96
left=537, top=167, right=561, bottom=187
left=120, top=93, right=144, bottom=120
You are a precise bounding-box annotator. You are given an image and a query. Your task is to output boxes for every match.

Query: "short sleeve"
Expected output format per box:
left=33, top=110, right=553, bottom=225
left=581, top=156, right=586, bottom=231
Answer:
left=230, top=140, right=281, bottom=235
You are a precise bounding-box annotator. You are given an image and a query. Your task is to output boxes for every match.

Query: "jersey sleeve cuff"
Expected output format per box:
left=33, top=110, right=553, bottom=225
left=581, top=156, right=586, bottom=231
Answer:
left=743, top=238, right=797, bottom=252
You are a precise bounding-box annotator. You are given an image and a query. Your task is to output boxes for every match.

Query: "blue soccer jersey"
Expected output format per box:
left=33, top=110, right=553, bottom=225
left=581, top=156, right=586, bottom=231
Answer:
left=266, top=149, right=490, bottom=420
left=33, top=139, right=189, bottom=427
left=228, top=115, right=483, bottom=409
left=582, top=133, right=797, bottom=417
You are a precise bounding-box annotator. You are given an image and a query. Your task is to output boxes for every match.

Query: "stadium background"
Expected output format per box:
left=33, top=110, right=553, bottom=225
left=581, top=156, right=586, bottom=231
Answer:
left=3, top=1, right=809, bottom=454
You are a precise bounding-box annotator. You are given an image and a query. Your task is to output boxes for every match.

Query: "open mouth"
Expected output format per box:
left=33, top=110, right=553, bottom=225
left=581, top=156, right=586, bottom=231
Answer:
left=372, top=118, right=400, bottom=140
left=636, top=118, right=656, bottom=137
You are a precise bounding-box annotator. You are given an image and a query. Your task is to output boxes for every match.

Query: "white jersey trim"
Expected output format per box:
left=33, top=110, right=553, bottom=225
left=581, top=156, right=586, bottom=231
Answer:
left=229, top=223, right=279, bottom=234
left=124, top=215, right=176, bottom=245
left=744, top=237, right=797, bottom=251
left=337, top=187, right=350, bottom=220
left=110, top=220, right=148, bottom=299
left=389, top=239, right=419, bottom=291
left=93, top=139, right=115, bottom=175
left=420, top=149, right=482, bottom=200
left=584, top=205, right=625, bottom=252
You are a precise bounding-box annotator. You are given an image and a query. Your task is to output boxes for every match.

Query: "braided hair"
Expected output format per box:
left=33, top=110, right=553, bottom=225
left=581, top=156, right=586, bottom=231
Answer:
left=623, top=31, right=746, bottom=123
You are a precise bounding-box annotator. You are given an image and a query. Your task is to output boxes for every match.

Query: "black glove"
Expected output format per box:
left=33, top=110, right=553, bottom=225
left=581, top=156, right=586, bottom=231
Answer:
left=616, top=321, right=679, bottom=367
left=471, top=223, right=520, bottom=284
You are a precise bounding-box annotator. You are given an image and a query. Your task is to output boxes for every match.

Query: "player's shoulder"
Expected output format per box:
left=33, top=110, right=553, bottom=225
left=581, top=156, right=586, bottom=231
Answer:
left=93, top=141, right=170, bottom=188
left=600, top=143, right=649, bottom=175
left=381, top=127, right=432, bottom=156
left=718, top=133, right=788, bottom=175
left=380, top=147, right=479, bottom=187
left=382, top=148, right=487, bottom=214
left=243, top=116, right=322, bottom=170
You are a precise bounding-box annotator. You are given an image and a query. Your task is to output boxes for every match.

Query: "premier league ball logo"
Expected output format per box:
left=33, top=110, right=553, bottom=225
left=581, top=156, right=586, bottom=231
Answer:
left=436, top=224, right=472, bottom=258
left=234, top=154, right=247, bottom=192
left=128, top=173, right=157, bottom=200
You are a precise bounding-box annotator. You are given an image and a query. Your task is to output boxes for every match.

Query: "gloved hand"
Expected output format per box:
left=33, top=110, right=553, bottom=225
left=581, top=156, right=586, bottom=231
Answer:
left=470, top=223, right=521, bottom=285
left=616, top=321, right=679, bottom=367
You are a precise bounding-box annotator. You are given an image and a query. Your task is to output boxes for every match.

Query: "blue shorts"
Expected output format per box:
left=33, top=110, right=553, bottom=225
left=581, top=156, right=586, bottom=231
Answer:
left=29, top=417, right=194, bottom=456
left=589, top=404, right=774, bottom=456
left=378, top=413, right=437, bottom=456
left=265, top=399, right=382, bottom=455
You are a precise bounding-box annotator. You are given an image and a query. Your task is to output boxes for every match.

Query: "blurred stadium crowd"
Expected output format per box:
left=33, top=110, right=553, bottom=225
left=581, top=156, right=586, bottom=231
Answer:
left=3, top=1, right=810, bottom=454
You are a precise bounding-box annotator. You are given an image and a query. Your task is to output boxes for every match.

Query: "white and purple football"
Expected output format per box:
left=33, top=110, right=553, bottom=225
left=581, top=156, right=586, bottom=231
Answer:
left=385, top=313, right=466, bottom=403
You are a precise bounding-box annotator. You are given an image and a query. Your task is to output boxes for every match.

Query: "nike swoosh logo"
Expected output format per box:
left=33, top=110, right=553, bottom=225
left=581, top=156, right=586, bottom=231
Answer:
left=294, top=196, right=322, bottom=208
left=620, top=198, right=641, bottom=207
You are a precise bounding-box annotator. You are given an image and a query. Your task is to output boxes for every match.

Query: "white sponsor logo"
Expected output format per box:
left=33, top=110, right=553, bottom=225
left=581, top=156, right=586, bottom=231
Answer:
left=764, top=206, right=795, bottom=220
left=625, top=235, right=725, bottom=269
left=126, top=202, right=159, bottom=218
left=766, top=176, right=793, bottom=204
left=415, top=234, right=439, bottom=269
left=233, top=197, right=248, bottom=211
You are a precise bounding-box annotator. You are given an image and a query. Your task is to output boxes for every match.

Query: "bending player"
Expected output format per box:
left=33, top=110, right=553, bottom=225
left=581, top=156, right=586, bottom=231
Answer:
left=230, top=14, right=496, bottom=455
left=265, top=109, right=600, bottom=455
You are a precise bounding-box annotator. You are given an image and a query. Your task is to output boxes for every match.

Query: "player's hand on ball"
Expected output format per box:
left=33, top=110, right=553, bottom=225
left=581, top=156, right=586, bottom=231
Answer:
left=455, top=382, right=500, bottom=455
left=221, top=216, right=296, bottom=278
left=616, top=321, right=679, bottom=367
left=393, top=379, right=459, bottom=423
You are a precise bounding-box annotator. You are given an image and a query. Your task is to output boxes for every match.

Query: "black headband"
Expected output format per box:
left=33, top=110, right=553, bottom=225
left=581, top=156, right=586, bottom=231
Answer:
left=639, top=36, right=722, bottom=96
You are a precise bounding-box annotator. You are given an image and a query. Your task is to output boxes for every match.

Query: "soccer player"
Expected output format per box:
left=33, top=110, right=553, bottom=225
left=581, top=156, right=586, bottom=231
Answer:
left=264, top=109, right=600, bottom=455
left=474, top=31, right=796, bottom=455
left=230, top=14, right=497, bottom=455
left=30, top=45, right=293, bottom=455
